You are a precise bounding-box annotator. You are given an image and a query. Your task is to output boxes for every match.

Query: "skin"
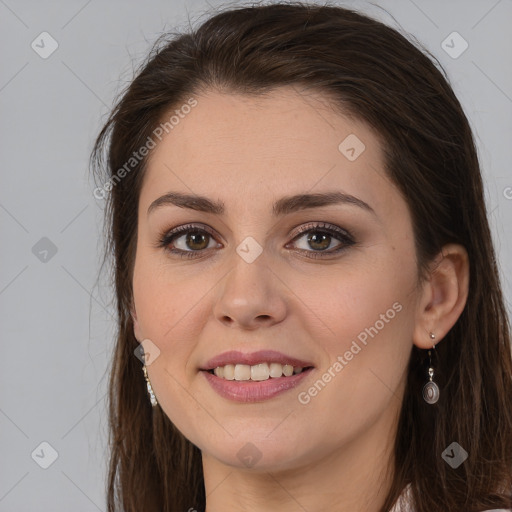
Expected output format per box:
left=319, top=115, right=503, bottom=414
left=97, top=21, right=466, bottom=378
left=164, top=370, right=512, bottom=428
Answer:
left=130, top=86, right=469, bottom=512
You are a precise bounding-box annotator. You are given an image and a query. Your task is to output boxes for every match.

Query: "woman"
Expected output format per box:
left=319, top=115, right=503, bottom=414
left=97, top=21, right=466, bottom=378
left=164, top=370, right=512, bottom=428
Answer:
left=90, top=2, right=512, bottom=511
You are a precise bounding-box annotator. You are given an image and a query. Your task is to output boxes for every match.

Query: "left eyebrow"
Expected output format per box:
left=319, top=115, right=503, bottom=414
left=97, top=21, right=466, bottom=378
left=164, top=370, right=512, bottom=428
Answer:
left=147, top=191, right=377, bottom=218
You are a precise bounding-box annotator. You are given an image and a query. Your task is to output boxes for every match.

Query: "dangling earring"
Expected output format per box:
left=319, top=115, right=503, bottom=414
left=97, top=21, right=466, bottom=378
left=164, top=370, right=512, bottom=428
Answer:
left=422, top=333, right=440, bottom=404
left=142, top=364, right=158, bottom=407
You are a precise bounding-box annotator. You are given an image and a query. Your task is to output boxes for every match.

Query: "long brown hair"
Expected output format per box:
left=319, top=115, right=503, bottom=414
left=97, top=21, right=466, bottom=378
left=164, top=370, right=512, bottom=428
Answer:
left=90, top=2, right=512, bottom=511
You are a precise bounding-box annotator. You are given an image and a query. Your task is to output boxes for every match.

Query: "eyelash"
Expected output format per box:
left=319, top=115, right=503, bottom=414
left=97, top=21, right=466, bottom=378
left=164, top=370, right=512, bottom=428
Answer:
left=155, top=222, right=355, bottom=260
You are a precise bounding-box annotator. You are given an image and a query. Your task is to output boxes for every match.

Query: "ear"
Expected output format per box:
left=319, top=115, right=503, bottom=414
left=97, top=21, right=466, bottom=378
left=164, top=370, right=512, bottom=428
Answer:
left=130, top=298, right=142, bottom=342
left=412, top=243, right=470, bottom=349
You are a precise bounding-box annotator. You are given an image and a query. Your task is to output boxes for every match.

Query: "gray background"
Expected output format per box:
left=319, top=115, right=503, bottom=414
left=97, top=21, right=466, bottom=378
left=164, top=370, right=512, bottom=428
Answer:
left=1, top=0, right=511, bottom=510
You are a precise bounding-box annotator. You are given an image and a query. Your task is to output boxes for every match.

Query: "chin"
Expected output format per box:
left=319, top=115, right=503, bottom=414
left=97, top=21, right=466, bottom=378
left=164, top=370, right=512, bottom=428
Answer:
left=200, top=432, right=314, bottom=472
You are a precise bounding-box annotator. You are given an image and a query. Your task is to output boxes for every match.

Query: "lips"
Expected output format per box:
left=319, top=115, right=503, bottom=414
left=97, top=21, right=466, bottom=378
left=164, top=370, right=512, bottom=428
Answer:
left=199, top=350, right=316, bottom=402
left=200, top=350, right=314, bottom=371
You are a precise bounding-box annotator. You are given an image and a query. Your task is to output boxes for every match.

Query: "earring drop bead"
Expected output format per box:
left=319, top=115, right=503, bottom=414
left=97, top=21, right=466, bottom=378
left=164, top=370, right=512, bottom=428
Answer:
left=142, top=364, right=158, bottom=407
left=422, top=342, right=440, bottom=404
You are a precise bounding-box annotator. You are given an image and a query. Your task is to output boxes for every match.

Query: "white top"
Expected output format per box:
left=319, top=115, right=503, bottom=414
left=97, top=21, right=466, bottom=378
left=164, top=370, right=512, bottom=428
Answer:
left=389, top=484, right=511, bottom=512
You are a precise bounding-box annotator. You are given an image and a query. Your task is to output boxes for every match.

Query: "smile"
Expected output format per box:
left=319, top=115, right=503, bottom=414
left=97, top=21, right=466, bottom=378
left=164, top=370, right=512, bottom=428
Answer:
left=208, top=362, right=309, bottom=381
left=201, top=366, right=314, bottom=402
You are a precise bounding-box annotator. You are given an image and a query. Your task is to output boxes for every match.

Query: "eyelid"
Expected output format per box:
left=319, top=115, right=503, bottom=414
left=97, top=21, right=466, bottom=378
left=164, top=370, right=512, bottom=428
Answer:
left=156, top=221, right=355, bottom=258
left=288, top=221, right=353, bottom=241
left=154, top=222, right=219, bottom=249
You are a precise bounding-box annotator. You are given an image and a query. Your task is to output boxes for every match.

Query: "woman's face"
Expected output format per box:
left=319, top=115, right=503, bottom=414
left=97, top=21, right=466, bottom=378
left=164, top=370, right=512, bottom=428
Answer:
left=131, top=87, right=424, bottom=472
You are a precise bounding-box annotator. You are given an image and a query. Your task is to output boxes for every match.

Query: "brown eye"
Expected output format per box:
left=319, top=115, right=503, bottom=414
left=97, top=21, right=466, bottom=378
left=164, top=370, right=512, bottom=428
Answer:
left=287, top=222, right=355, bottom=259
left=305, top=232, right=335, bottom=251
left=181, top=230, right=211, bottom=251
left=157, top=224, right=220, bottom=259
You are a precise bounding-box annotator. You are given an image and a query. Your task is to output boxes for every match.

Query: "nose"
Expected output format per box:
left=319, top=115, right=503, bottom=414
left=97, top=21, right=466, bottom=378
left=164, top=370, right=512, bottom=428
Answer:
left=212, top=249, right=288, bottom=330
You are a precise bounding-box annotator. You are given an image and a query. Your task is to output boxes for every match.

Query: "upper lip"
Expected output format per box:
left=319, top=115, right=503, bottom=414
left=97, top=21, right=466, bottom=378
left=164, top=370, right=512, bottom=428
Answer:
left=200, top=350, right=315, bottom=371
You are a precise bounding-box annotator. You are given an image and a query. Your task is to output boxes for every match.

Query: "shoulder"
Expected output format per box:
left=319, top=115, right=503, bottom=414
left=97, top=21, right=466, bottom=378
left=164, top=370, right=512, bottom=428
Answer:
left=390, top=485, right=512, bottom=512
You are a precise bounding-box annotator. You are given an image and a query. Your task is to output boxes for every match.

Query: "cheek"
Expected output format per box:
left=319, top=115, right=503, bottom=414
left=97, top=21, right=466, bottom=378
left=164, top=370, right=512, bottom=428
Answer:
left=132, top=257, right=221, bottom=402
left=133, top=256, right=197, bottom=339
left=302, top=257, right=413, bottom=350
left=295, top=254, right=416, bottom=406
left=132, top=263, right=208, bottom=434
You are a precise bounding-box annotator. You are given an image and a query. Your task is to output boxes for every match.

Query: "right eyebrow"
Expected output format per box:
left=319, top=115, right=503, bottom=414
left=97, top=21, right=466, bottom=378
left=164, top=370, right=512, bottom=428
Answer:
left=147, top=190, right=377, bottom=218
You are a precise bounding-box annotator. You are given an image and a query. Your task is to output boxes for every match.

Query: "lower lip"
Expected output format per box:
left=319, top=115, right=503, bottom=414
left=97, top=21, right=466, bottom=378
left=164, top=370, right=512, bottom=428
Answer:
left=201, top=368, right=314, bottom=403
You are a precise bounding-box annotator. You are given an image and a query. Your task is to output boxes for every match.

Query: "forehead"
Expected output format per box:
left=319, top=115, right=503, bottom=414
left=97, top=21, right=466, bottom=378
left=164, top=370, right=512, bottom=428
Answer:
left=140, top=87, right=399, bottom=220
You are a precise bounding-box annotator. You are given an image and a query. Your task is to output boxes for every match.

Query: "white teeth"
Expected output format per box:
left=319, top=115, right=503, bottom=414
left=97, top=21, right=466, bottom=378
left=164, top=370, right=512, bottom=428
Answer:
left=234, top=364, right=251, bottom=381
left=282, top=364, right=293, bottom=377
left=211, top=362, right=306, bottom=381
left=251, top=363, right=270, bottom=381
left=269, top=362, right=283, bottom=378
left=223, top=364, right=235, bottom=380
